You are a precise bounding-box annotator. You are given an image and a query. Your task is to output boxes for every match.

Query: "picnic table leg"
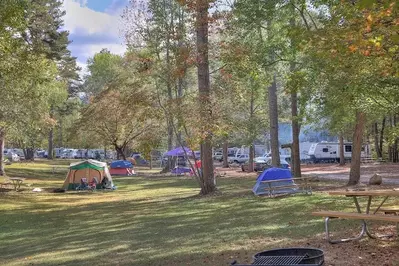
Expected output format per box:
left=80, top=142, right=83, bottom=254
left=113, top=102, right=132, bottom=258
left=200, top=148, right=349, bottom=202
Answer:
left=323, top=195, right=368, bottom=244
left=324, top=216, right=367, bottom=244
left=11, top=180, right=17, bottom=191
left=354, top=196, right=394, bottom=239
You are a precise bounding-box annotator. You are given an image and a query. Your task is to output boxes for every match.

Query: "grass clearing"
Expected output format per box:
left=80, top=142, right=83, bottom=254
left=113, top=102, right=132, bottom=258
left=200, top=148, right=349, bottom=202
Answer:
left=1, top=161, right=399, bottom=265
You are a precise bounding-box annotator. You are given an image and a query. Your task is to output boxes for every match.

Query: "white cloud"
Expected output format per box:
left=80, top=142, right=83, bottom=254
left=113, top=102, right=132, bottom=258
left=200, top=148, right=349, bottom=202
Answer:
left=63, top=0, right=126, bottom=76
left=63, top=0, right=121, bottom=36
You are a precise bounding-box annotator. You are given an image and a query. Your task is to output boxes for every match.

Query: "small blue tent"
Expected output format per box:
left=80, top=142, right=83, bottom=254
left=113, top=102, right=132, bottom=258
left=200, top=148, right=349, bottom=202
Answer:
left=110, top=160, right=133, bottom=168
left=252, top=167, right=297, bottom=196
left=110, top=160, right=134, bottom=176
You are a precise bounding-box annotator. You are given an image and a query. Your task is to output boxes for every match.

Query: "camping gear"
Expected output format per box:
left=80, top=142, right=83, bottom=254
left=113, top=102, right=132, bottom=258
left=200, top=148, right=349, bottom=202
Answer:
left=62, top=160, right=114, bottom=190
left=171, top=167, right=191, bottom=175
left=231, top=247, right=324, bottom=266
left=252, top=168, right=296, bottom=196
left=164, top=147, right=193, bottom=175
left=110, top=160, right=135, bottom=176
left=165, top=146, right=192, bottom=156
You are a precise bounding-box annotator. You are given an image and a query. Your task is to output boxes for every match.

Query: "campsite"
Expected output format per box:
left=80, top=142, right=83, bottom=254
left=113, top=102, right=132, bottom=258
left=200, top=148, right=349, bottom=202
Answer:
left=1, top=0, right=399, bottom=266
left=2, top=161, right=399, bottom=265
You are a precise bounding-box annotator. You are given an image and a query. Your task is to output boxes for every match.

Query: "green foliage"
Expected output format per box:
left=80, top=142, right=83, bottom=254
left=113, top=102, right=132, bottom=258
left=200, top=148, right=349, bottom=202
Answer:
left=84, top=49, right=123, bottom=95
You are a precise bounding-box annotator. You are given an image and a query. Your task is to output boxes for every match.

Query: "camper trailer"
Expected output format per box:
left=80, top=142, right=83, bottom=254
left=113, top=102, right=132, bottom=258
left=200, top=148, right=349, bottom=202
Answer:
left=308, top=142, right=369, bottom=163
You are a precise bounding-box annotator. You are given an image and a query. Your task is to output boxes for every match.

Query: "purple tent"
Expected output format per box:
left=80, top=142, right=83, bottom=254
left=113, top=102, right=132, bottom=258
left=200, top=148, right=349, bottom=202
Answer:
left=165, top=146, right=192, bottom=156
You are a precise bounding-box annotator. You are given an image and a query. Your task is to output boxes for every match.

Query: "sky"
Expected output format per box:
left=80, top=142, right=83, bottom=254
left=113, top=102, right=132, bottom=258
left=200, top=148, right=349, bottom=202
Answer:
left=62, top=0, right=129, bottom=75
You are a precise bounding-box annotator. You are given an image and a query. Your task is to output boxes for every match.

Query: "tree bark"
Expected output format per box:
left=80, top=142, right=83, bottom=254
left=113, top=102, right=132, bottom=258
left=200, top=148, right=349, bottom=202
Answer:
left=248, top=144, right=254, bottom=172
left=373, top=122, right=381, bottom=158
left=291, top=85, right=301, bottom=177
left=196, top=0, right=216, bottom=195
left=339, top=134, right=345, bottom=165
left=48, top=107, right=54, bottom=160
left=115, top=145, right=126, bottom=161
left=48, top=128, right=54, bottom=159
left=289, top=12, right=300, bottom=177
left=348, top=111, right=366, bottom=185
left=393, top=115, right=398, bottom=163
left=222, top=141, right=229, bottom=168
left=268, top=74, right=280, bottom=167
left=0, top=129, right=5, bottom=176
left=58, top=119, right=63, bottom=147
left=26, top=148, right=35, bottom=160
left=379, top=117, right=386, bottom=159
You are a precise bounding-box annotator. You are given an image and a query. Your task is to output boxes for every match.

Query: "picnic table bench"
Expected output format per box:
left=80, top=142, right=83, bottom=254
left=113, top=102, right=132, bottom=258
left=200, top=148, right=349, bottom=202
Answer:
left=261, top=177, right=312, bottom=197
left=312, top=190, right=399, bottom=244
left=1, top=178, right=25, bottom=191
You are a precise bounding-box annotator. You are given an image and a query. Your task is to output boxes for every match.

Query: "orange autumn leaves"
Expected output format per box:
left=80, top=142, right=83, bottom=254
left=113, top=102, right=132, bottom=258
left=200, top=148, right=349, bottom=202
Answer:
left=347, top=1, right=397, bottom=59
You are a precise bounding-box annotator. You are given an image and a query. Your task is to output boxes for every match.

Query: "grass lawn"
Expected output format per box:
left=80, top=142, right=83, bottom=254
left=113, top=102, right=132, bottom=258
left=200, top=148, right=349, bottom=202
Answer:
left=1, top=161, right=399, bottom=265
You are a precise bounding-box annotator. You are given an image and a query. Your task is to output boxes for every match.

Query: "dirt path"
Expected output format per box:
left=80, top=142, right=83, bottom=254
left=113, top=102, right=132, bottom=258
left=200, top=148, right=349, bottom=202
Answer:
left=215, top=162, right=399, bottom=185
left=301, top=163, right=399, bottom=185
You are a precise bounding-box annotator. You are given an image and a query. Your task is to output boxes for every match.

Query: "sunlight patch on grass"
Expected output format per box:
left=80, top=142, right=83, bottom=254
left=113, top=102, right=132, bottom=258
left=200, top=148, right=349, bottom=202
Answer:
left=0, top=161, right=357, bottom=266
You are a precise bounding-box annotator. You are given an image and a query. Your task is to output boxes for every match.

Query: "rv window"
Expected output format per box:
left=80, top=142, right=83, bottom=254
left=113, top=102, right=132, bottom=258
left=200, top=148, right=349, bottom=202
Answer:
left=345, top=145, right=352, bottom=152
left=322, top=148, right=328, bottom=152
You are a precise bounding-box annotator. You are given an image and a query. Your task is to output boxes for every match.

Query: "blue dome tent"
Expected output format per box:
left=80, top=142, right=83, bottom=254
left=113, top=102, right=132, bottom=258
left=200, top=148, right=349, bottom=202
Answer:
left=252, top=168, right=297, bottom=196
left=110, top=160, right=135, bottom=176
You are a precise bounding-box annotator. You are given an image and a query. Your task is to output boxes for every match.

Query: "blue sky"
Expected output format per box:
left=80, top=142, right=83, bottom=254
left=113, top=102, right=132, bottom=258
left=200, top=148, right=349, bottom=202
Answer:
left=62, top=0, right=129, bottom=74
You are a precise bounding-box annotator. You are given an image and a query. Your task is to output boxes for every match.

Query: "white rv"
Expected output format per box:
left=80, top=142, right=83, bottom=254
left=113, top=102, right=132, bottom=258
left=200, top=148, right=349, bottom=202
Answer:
left=307, top=142, right=369, bottom=163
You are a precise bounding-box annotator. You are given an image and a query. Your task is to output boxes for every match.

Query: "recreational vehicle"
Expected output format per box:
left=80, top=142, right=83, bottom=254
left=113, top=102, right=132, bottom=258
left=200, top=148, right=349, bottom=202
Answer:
left=307, top=142, right=369, bottom=163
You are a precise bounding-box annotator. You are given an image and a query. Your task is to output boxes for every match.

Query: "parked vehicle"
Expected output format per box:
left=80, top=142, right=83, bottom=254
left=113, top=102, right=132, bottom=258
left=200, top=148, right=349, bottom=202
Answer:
left=307, top=142, right=370, bottom=163
left=241, top=157, right=290, bottom=172
left=213, top=152, right=223, bottom=161
left=254, top=152, right=291, bottom=163
left=228, top=154, right=249, bottom=164
left=3, top=149, right=20, bottom=162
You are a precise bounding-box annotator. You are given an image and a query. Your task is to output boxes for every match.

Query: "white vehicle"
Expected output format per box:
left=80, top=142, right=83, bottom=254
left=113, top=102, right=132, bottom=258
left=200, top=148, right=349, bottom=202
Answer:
left=3, top=149, right=20, bottom=161
left=228, top=154, right=249, bottom=164
left=307, top=142, right=369, bottom=163
left=54, top=148, right=66, bottom=158
left=213, top=152, right=223, bottom=161
left=254, top=153, right=290, bottom=163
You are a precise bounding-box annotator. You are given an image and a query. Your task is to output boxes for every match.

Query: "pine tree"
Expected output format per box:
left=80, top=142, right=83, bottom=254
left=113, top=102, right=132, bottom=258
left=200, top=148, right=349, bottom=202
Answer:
left=23, top=0, right=80, bottom=159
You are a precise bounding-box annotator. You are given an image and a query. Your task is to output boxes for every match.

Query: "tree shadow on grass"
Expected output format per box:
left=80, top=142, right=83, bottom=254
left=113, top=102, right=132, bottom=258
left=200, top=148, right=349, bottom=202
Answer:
left=2, top=175, right=393, bottom=265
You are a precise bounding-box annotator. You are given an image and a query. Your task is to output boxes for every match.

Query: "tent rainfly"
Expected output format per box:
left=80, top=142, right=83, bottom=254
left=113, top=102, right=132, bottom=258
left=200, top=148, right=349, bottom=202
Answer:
left=252, top=167, right=296, bottom=196
left=62, top=159, right=114, bottom=190
left=110, top=160, right=135, bottom=176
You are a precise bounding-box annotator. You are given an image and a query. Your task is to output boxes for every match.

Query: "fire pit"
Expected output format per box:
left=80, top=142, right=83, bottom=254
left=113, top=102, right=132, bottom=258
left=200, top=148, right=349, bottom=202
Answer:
left=231, top=247, right=324, bottom=266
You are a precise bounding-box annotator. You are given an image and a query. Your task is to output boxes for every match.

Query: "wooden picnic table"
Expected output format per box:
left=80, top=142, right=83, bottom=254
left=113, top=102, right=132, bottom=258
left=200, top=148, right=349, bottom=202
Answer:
left=312, top=189, right=399, bottom=243
left=9, top=178, right=25, bottom=191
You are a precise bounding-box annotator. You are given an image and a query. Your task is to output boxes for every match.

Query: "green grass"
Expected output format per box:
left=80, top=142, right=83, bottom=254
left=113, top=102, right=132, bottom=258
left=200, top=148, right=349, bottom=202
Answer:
left=0, top=161, right=396, bottom=265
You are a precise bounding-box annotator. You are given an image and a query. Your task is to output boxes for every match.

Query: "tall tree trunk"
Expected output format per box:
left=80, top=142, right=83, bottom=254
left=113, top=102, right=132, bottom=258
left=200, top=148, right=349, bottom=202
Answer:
left=115, top=146, right=126, bottom=161
left=222, top=141, right=229, bottom=168
left=166, top=0, right=173, bottom=152
left=394, top=115, right=398, bottom=163
left=48, top=128, right=54, bottom=160
left=268, top=74, right=280, bottom=167
left=196, top=0, right=216, bottom=195
left=26, top=148, right=34, bottom=161
left=248, top=144, right=254, bottom=172
left=291, top=83, right=301, bottom=177
left=248, top=85, right=255, bottom=172
left=289, top=11, right=300, bottom=177
left=58, top=119, right=63, bottom=147
left=339, top=134, right=345, bottom=165
left=0, top=129, right=5, bottom=176
left=379, top=117, right=386, bottom=159
left=348, top=111, right=366, bottom=185
left=48, top=108, right=54, bottom=159
left=374, top=122, right=381, bottom=158
left=175, top=6, right=186, bottom=146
